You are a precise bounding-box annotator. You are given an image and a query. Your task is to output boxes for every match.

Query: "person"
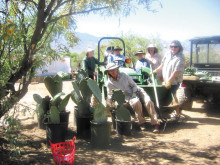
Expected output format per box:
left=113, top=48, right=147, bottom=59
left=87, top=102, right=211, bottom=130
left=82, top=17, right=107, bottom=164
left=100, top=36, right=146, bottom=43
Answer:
left=135, top=50, right=149, bottom=73
left=145, top=44, right=162, bottom=84
left=153, top=40, right=185, bottom=119
left=105, top=63, right=160, bottom=133
left=82, top=47, right=106, bottom=79
left=104, top=46, right=114, bottom=63
left=107, top=46, right=125, bottom=66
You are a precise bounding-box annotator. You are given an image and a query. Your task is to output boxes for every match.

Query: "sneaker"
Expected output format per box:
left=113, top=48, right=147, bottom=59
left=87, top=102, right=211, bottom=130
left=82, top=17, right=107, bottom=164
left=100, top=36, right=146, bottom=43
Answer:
left=153, top=124, right=159, bottom=133
left=140, top=123, right=147, bottom=131
left=170, top=113, right=180, bottom=120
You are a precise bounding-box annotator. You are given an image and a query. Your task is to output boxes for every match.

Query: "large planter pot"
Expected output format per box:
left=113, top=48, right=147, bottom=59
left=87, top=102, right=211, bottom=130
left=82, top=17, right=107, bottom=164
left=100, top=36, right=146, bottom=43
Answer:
left=110, top=110, right=116, bottom=129
left=74, top=107, right=91, bottom=139
left=116, top=120, right=132, bottom=136
left=91, top=121, right=111, bottom=149
left=45, top=122, right=67, bottom=146
left=60, top=111, right=70, bottom=133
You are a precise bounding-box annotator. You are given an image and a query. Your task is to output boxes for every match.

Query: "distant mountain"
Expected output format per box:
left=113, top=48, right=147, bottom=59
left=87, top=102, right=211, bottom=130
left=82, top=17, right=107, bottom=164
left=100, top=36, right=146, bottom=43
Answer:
left=52, top=32, right=191, bottom=54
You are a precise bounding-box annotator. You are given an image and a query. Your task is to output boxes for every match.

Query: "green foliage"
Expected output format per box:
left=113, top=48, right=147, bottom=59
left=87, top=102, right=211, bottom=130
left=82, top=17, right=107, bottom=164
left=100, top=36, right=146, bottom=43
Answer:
left=75, top=69, right=89, bottom=84
left=87, top=79, right=102, bottom=103
left=44, top=75, right=63, bottom=97
left=184, top=67, right=196, bottom=76
left=58, top=94, right=71, bottom=112
left=115, top=105, right=131, bottom=121
left=93, top=103, right=107, bottom=124
left=112, top=89, right=125, bottom=106
left=33, top=94, right=43, bottom=104
left=49, top=106, right=60, bottom=123
left=79, top=79, right=92, bottom=103
left=57, top=71, right=70, bottom=80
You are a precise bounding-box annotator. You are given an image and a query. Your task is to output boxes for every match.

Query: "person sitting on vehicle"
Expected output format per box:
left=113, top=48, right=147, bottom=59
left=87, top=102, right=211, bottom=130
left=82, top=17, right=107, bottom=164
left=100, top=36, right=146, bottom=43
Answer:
left=105, top=63, right=160, bottom=133
left=108, top=46, right=125, bottom=66
left=153, top=40, right=185, bottom=119
left=135, top=50, right=149, bottom=73
left=82, top=47, right=106, bottom=79
left=145, top=44, right=162, bottom=84
left=104, top=46, right=114, bottom=63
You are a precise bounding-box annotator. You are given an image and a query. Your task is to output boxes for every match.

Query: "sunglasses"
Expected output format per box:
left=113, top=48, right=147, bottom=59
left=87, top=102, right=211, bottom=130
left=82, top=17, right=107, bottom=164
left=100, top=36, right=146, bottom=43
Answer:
left=170, top=46, right=179, bottom=49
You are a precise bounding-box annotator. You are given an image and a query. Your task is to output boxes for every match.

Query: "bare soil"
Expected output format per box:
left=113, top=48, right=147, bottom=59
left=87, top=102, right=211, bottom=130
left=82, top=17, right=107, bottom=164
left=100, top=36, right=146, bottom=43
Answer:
left=1, top=80, right=220, bottom=165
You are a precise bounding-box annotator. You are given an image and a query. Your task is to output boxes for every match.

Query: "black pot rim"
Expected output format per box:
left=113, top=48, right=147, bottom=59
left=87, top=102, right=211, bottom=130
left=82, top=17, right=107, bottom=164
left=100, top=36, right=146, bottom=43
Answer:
left=115, top=119, right=131, bottom=123
left=90, top=121, right=112, bottom=125
left=44, top=122, right=67, bottom=125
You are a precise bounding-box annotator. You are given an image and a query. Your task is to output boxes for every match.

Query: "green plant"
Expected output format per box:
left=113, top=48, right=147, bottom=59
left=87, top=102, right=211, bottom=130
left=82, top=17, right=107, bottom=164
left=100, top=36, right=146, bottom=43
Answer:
left=112, top=89, right=131, bottom=121
left=33, top=75, right=71, bottom=123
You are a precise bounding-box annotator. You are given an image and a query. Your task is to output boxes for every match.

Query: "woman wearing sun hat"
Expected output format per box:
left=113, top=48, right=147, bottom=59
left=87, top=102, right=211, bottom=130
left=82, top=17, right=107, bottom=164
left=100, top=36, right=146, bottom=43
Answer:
left=145, top=44, right=162, bottom=84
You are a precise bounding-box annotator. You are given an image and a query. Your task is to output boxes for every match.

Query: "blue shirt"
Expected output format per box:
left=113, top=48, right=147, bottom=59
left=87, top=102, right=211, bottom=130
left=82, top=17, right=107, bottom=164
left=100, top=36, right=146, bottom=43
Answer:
left=108, top=54, right=125, bottom=66
left=135, top=59, right=149, bottom=73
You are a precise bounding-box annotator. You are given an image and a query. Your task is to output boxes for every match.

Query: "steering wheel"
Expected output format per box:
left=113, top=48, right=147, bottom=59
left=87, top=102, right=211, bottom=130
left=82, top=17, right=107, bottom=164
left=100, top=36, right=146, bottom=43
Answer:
left=113, top=59, right=125, bottom=66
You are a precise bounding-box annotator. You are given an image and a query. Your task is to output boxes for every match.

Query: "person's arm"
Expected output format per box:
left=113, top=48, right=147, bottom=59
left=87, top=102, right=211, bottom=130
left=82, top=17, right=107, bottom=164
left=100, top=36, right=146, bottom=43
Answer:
left=82, top=58, right=88, bottom=71
left=94, top=57, right=106, bottom=65
left=126, top=73, right=138, bottom=93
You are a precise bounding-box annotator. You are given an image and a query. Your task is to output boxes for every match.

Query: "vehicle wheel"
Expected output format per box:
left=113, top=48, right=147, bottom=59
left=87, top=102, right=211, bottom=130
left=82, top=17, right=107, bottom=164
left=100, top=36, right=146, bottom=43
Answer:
left=176, top=87, right=193, bottom=110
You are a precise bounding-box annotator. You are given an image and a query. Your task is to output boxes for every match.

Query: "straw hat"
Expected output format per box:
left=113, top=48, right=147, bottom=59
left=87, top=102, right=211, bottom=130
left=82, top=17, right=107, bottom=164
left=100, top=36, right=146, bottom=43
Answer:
left=114, top=46, right=122, bottom=51
left=135, top=50, right=145, bottom=56
left=105, top=63, right=120, bottom=73
left=147, top=44, right=157, bottom=48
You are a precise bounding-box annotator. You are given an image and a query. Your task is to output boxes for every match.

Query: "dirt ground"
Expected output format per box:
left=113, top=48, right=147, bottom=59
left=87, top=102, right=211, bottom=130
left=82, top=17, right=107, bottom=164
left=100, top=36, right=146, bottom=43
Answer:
left=1, top=80, right=220, bottom=165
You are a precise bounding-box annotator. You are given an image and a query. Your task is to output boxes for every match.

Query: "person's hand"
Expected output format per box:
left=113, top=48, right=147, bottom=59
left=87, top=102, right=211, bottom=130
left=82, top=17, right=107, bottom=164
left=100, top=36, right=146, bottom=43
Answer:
left=150, top=70, right=157, bottom=76
left=165, top=80, right=171, bottom=89
left=93, top=72, right=97, bottom=76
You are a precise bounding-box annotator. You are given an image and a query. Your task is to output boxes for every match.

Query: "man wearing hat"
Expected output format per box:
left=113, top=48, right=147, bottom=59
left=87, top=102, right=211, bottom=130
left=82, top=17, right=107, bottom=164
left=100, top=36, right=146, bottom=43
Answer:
left=105, top=63, right=160, bottom=133
left=135, top=50, right=149, bottom=73
left=82, top=47, right=106, bottom=79
left=107, top=46, right=125, bottom=66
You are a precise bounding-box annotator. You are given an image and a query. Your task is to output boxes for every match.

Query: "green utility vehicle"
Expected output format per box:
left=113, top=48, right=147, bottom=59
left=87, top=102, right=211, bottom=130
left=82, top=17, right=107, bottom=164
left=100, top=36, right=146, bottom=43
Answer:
left=178, top=36, right=220, bottom=109
left=96, top=37, right=174, bottom=119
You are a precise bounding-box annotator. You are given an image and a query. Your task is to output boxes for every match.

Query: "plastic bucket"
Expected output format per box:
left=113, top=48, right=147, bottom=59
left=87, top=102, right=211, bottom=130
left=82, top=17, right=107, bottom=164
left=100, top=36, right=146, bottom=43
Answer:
left=116, top=120, right=132, bottom=136
left=91, top=121, right=111, bottom=149
left=60, top=111, right=70, bottom=133
left=46, top=122, right=67, bottom=146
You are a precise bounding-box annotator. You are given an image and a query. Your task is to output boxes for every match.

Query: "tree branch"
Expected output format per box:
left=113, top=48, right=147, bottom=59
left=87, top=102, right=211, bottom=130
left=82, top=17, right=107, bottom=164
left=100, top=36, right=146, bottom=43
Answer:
left=47, top=6, right=109, bottom=24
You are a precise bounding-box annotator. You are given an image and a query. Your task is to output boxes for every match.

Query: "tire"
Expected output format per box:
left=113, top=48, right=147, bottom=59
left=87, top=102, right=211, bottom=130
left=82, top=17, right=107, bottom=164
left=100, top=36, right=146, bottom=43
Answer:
left=176, top=87, right=193, bottom=110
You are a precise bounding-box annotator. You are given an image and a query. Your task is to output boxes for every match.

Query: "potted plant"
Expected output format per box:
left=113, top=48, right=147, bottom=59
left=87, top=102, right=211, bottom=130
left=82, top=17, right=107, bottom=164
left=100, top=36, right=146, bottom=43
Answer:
left=71, top=70, right=93, bottom=139
left=33, top=75, right=71, bottom=145
left=111, top=90, right=132, bottom=136
left=86, top=79, right=111, bottom=149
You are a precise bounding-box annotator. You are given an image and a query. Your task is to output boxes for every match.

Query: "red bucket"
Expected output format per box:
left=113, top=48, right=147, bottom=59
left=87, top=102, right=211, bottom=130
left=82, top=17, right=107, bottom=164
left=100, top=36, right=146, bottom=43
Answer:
left=49, top=137, right=76, bottom=165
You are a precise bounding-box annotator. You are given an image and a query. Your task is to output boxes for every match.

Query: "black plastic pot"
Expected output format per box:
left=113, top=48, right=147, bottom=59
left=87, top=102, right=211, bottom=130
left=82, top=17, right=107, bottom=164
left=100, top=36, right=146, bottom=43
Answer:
left=60, top=111, right=70, bottom=133
left=74, top=107, right=91, bottom=139
left=116, top=120, right=132, bottom=136
left=45, top=122, right=67, bottom=146
left=110, top=110, right=116, bottom=129
left=38, top=117, right=46, bottom=130
left=91, top=121, right=111, bottom=149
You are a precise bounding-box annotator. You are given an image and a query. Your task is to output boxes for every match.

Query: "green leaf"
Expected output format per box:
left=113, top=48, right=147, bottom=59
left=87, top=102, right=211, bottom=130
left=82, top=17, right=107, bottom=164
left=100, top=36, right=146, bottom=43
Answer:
left=79, top=79, right=92, bottom=103
left=112, top=89, right=125, bottom=105
left=33, top=94, right=42, bottom=104
left=115, top=105, right=131, bottom=121
left=44, top=75, right=63, bottom=97
left=58, top=94, right=71, bottom=112
left=51, top=92, right=64, bottom=106
left=87, top=79, right=102, bottom=103
left=49, top=106, right=60, bottom=123
left=93, top=102, right=107, bottom=124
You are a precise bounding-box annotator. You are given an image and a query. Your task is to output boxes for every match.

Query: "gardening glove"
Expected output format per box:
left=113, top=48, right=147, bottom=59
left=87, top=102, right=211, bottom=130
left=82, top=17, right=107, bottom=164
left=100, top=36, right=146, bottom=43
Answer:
left=165, top=80, right=171, bottom=89
left=150, top=70, right=157, bottom=76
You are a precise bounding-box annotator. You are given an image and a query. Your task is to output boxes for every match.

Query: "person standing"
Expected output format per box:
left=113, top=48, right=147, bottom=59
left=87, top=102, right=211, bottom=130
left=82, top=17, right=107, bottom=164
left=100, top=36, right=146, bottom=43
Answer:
left=153, top=40, right=185, bottom=119
left=145, top=44, right=162, bottom=84
left=135, top=50, right=149, bottom=73
left=105, top=63, right=160, bottom=133
left=82, top=47, right=106, bottom=79
left=108, top=46, right=125, bottom=66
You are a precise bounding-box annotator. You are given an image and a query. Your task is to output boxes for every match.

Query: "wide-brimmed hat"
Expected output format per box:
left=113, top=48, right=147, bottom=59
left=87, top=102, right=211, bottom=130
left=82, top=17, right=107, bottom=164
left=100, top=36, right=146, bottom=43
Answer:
left=135, top=50, right=145, bottom=56
left=114, top=46, right=122, bottom=51
left=105, top=63, right=120, bottom=73
left=147, top=44, right=157, bottom=48
left=86, top=47, right=94, bottom=53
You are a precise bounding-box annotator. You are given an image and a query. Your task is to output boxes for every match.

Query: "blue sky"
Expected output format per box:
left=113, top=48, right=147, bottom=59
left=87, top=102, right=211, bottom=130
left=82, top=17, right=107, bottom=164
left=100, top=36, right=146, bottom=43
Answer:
left=75, top=0, right=220, bottom=41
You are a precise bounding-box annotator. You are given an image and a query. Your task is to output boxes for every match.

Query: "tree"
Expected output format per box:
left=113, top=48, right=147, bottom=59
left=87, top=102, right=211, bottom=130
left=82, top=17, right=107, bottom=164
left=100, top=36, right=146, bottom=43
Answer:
left=108, top=33, right=162, bottom=67
left=0, top=0, right=160, bottom=118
